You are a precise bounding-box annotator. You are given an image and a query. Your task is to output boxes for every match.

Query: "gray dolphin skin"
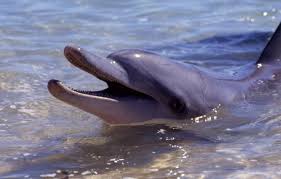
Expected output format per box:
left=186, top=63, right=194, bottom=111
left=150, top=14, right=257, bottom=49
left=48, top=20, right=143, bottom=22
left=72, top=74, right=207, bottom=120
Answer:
left=48, top=22, right=281, bottom=125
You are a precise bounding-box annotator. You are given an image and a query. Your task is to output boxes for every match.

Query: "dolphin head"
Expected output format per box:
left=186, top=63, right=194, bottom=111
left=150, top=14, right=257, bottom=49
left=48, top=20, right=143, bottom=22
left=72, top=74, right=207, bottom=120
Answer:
left=48, top=46, right=207, bottom=124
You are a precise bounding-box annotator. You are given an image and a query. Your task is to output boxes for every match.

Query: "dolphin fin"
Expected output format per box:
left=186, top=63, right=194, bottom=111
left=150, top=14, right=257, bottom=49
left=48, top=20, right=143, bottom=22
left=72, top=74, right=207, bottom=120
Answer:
left=257, top=22, right=281, bottom=64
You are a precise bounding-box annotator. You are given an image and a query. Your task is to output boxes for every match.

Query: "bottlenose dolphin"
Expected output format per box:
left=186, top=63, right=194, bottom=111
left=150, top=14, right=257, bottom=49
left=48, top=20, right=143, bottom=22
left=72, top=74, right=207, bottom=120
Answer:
left=48, top=22, right=281, bottom=125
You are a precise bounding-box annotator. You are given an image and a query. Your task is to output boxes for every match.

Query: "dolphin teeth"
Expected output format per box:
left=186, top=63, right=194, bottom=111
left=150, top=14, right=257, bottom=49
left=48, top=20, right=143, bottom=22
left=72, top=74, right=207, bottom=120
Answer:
left=72, top=88, right=114, bottom=97
left=59, top=80, right=152, bottom=100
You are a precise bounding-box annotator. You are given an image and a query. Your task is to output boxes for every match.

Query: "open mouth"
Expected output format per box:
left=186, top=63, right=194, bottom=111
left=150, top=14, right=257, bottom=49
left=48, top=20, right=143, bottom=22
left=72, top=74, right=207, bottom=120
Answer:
left=48, top=46, right=152, bottom=100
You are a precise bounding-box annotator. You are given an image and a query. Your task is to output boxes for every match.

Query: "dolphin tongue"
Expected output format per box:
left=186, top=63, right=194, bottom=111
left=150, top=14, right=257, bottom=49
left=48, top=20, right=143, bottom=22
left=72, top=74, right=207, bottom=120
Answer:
left=64, top=46, right=128, bottom=84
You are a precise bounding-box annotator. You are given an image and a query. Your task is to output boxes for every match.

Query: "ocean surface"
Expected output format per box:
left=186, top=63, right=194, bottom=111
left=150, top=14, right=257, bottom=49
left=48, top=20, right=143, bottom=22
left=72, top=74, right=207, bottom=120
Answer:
left=1, top=0, right=281, bottom=178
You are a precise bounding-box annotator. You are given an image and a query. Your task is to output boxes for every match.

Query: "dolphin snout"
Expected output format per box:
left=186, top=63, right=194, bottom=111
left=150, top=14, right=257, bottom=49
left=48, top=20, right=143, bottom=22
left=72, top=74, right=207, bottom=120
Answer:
left=48, top=79, right=65, bottom=98
left=64, top=45, right=81, bottom=61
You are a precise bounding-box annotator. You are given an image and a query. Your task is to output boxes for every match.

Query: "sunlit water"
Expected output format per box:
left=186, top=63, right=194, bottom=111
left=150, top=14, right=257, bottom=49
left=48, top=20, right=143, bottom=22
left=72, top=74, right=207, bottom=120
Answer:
left=1, top=0, right=281, bottom=178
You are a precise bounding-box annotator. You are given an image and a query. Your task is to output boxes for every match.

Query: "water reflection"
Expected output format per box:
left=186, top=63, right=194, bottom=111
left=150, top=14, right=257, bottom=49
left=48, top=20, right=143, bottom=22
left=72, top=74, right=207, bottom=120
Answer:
left=20, top=125, right=211, bottom=177
left=1, top=0, right=281, bottom=178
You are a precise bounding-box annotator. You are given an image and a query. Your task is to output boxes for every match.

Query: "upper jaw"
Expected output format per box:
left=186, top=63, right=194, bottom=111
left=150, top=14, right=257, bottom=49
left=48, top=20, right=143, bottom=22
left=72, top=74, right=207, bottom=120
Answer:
left=64, top=45, right=128, bottom=84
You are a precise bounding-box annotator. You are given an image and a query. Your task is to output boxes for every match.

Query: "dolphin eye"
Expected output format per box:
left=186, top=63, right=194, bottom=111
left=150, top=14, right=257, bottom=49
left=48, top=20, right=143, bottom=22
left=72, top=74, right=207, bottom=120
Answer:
left=169, top=99, right=186, bottom=113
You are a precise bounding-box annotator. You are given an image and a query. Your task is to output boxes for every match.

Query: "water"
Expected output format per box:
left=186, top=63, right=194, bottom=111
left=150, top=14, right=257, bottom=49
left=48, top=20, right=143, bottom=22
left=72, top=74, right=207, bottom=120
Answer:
left=1, top=0, right=281, bottom=178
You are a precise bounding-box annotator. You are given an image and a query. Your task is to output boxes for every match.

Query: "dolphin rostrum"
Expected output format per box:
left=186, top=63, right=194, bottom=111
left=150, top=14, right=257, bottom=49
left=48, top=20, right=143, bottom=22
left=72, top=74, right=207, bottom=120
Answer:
left=48, top=22, right=281, bottom=125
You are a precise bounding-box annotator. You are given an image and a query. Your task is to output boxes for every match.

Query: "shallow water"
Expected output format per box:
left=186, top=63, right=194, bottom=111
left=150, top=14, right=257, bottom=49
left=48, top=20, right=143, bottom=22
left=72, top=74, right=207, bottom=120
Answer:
left=1, top=0, right=281, bottom=178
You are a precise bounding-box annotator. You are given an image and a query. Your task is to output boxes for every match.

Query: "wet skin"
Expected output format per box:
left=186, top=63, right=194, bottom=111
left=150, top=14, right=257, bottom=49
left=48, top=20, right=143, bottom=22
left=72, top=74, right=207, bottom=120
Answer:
left=48, top=22, right=281, bottom=125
